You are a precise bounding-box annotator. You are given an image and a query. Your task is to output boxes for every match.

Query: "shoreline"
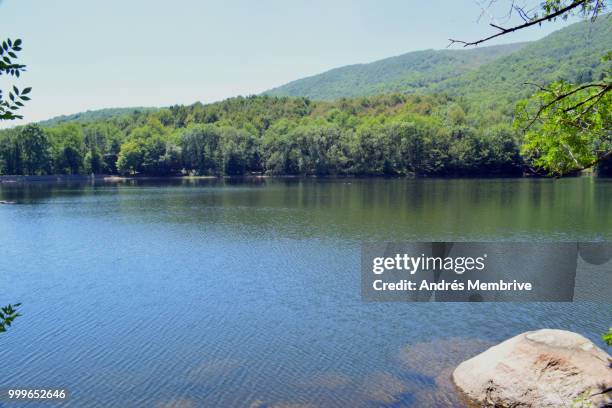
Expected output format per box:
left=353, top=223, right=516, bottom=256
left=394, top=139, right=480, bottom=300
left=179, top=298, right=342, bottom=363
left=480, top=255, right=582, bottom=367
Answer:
left=0, top=173, right=600, bottom=184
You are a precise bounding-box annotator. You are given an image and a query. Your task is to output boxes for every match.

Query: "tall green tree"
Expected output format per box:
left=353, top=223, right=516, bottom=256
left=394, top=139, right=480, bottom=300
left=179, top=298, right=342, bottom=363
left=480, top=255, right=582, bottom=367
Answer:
left=116, top=139, right=146, bottom=175
left=219, top=127, right=259, bottom=176
left=180, top=124, right=222, bottom=175
left=0, top=128, right=23, bottom=174
left=20, top=124, right=50, bottom=175
left=48, top=124, right=86, bottom=174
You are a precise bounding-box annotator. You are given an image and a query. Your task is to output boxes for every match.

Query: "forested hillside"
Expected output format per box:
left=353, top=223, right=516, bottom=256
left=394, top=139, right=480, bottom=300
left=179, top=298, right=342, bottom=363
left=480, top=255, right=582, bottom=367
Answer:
left=0, top=94, right=525, bottom=177
left=265, top=43, right=526, bottom=100
left=433, top=16, right=612, bottom=103
left=266, top=17, right=611, bottom=102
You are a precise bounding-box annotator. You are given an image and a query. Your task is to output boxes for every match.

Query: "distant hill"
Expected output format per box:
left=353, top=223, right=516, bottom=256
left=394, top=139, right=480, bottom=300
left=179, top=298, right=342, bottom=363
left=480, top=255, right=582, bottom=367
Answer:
left=431, top=16, right=612, bottom=102
left=39, top=107, right=158, bottom=126
left=265, top=43, right=527, bottom=100
left=265, top=17, right=611, bottom=101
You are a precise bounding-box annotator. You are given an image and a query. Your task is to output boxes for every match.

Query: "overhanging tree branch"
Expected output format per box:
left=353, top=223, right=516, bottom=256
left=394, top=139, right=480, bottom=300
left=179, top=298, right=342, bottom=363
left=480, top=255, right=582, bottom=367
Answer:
left=448, top=0, right=588, bottom=47
left=521, top=82, right=609, bottom=129
left=562, top=84, right=611, bottom=114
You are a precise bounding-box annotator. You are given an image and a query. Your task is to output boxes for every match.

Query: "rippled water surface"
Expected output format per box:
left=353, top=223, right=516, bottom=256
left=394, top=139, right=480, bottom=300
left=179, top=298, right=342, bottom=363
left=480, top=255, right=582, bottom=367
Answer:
left=0, top=178, right=610, bottom=407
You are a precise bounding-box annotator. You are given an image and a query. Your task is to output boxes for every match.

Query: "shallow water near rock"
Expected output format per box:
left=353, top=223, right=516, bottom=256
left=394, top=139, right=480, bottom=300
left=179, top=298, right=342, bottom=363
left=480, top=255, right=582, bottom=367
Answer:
left=0, top=178, right=610, bottom=407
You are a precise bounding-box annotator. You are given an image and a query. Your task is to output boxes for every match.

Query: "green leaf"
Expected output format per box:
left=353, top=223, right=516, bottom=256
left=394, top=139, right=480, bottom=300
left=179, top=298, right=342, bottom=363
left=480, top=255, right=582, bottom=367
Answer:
left=603, top=328, right=612, bottom=346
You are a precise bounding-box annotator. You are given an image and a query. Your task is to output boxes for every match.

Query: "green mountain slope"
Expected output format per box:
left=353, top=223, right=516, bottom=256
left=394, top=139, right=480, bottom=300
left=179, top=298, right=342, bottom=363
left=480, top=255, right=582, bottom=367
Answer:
left=265, top=43, right=527, bottom=100
left=433, top=16, right=612, bottom=102
left=265, top=17, right=611, bottom=101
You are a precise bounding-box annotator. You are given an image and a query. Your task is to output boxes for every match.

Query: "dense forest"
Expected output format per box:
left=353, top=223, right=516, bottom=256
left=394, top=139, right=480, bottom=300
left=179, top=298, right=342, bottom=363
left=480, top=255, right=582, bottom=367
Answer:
left=0, top=94, right=526, bottom=177
left=0, top=17, right=609, bottom=178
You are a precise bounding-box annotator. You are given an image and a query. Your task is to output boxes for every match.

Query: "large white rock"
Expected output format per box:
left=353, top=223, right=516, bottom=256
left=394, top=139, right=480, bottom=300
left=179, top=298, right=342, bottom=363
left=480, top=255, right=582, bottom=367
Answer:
left=453, top=329, right=612, bottom=407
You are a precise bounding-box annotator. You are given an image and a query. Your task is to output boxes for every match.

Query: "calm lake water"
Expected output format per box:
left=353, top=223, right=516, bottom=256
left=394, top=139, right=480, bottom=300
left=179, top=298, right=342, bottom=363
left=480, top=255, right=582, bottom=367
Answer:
left=0, top=178, right=610, bottom=407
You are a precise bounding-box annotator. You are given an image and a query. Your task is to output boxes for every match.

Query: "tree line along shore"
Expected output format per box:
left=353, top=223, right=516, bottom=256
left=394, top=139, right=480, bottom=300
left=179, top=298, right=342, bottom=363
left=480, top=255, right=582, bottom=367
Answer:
left=0, top=94, right=609, bottom=178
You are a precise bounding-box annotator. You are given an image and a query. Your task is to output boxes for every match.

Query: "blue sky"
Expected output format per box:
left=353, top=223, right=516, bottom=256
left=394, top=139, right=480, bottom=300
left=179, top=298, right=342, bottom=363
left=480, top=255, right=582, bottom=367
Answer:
left=0, top=0, right=583, bottom=124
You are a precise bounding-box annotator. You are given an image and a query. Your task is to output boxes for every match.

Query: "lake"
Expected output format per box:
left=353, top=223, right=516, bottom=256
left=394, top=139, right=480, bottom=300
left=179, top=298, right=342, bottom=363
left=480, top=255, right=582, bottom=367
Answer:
left=0, top=177, right=610, bottom=407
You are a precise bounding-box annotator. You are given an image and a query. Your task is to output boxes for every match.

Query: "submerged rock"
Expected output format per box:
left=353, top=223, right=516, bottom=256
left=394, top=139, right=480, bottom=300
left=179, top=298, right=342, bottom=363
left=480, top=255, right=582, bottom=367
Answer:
left=453, top=329, right=612, bottom=407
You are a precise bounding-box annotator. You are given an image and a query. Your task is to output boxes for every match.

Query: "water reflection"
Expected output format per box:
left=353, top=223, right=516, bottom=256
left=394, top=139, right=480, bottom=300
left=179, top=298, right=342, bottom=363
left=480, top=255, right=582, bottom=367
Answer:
left=2, top=178, right=610, bottom=241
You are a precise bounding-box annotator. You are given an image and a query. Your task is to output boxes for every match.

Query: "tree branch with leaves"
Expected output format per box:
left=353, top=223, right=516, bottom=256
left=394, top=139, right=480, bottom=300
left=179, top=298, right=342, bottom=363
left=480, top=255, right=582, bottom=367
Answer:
left=448, top=0, right=606, bottom=47
left=515, top=75, right=611, bottom=175
left=0, top=303, right=21, bottom=334
left=450, top=1, right=610, bottom=176
left=1, top=37, right=30, bottom=334
left=0, top=38, right=31, bottom=120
